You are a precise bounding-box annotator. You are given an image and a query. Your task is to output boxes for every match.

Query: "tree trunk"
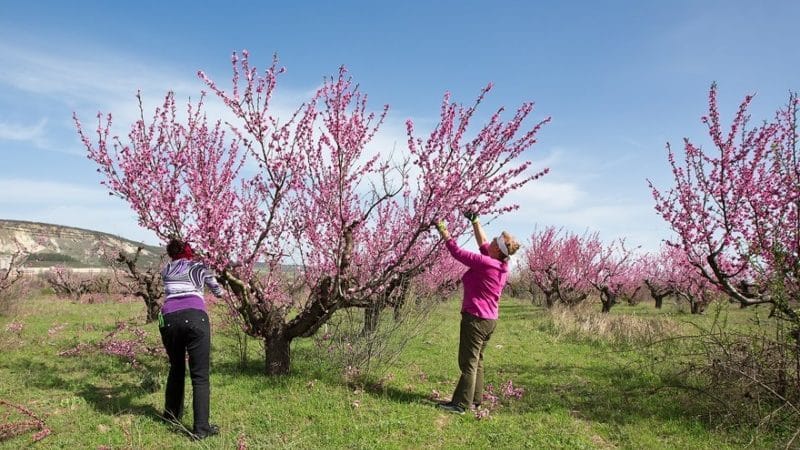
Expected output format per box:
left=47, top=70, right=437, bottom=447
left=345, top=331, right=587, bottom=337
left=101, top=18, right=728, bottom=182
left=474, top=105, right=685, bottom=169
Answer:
left=362, top=303, right=381, bottom=335
left=392, top=297, right=404, bottom=322
left=599, top=287, right=615, bottom=313
left=654, top=295, right=664, bottom=309
left=145, top=299, right=160, bottom=323
left=264, top=334, right=291, bottom=375
left=544, top=293, right=555, bottom=308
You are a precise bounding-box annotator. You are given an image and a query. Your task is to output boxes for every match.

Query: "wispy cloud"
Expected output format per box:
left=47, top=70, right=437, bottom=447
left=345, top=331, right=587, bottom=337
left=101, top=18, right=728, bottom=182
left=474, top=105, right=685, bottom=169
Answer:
left=0, top=178, right=108, bottom=204
left=0, top=41, right=197, bottom=104
left=0, top=177, right=158, bottom=244
left=0, top=118, right=47, bottom=146
left=0, top=118, right=84, bottom=155
left=0, top=39, right=323, bottom=166
left=506, top=179, right=584, bottom=211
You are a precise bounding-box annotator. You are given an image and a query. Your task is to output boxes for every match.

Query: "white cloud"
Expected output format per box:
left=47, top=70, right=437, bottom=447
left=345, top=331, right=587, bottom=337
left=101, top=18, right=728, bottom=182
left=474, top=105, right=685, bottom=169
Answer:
left=0, top=39, right=331, bottom=179
left=0, top=41, right=196, bottom=104
left=0, top=118, right=84, bottom=155
left=0, top=118, right=46, bottom=143
left=505, top=179, right=583, bottom=211
left=0, top=178, right=108, bottom=204
left=0, top=177, right=157, bottom=244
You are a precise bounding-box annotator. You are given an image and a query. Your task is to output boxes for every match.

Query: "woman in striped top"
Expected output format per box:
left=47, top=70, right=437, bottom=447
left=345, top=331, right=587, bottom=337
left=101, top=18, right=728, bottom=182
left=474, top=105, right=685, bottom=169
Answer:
left=159, top=238, right=223, bottom=440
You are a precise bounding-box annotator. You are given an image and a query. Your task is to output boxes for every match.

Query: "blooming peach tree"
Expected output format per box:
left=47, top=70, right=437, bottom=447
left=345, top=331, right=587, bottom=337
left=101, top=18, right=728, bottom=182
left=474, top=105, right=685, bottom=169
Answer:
left=524, top=226, right=600, bottom=307
left=642, top=244, right=715, bottom=313
left=586, top=238, right=640, bottom=313
left=76, top=51, right=550, bottom=374
left=650, top=84, right=800, bottom=323
left=0, top=245, right=26, bottom=301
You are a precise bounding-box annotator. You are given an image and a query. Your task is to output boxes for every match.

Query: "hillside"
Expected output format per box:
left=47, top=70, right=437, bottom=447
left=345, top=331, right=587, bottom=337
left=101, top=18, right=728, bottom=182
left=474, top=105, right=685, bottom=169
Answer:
left=0, top=219, right=162, bottom=268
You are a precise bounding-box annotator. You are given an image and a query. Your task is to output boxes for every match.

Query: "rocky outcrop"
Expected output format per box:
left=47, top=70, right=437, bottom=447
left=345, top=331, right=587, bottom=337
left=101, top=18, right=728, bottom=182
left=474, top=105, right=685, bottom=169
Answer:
left=0, top=219, right=161, bottom=268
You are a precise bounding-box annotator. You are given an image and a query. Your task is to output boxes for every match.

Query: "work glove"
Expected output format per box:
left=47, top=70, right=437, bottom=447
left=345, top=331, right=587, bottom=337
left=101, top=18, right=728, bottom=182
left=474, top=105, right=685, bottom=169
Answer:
left=435, top=220, right=448, bottom=234
left=463, top=211, right=478, bottom=224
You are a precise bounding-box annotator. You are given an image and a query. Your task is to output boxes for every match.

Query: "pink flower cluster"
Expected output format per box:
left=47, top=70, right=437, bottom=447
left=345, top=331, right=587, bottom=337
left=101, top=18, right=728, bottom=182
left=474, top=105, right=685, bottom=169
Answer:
left=475, top=379, right=526, bottom=419
left=5, top=321, right=23, bottom=334
left=58, top=321, right=159, bottom=368
left=237, top=432, right=248, bottom=450
left=0, top=399, right=51, bottom=443
left=47, top=323, right=67, bottom=337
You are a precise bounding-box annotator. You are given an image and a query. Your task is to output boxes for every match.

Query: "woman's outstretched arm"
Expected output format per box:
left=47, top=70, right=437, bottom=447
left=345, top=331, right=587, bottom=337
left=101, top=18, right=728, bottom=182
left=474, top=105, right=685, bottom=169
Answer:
left=465, top=212, right=487, bottom=247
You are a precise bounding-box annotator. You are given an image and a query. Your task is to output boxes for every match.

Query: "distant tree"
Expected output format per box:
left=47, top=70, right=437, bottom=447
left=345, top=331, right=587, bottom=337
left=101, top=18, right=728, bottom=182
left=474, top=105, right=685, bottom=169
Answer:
left=644, top=244, right=715, bottom=314
left=44, top=265, right=96, bottom=301
left=104, top=246, right=165, bottom=323
left=0, top=245, right=27, bottom=306
left=524, top=226, right=599, bottom=308
left=641, top=247, right=677, bottom=309
left=586, top=239, right=639, bottom=313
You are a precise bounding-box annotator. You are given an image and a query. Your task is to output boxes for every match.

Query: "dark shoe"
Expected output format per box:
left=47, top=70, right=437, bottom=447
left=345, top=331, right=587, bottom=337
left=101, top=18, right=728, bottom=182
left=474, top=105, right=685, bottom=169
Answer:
left=438, top=402, right=465, bottom=415
left=192, top=424, right=219, bottom=440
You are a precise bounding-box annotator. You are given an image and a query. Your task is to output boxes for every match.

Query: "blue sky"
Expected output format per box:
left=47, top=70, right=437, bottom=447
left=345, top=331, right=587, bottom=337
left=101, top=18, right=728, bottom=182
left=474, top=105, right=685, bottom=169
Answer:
left=1, top=1, right=798, bottom=252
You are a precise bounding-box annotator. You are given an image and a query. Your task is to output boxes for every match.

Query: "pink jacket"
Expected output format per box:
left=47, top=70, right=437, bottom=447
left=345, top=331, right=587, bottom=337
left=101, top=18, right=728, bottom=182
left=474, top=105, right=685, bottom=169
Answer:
left=445, top=238, right=509, bottom=320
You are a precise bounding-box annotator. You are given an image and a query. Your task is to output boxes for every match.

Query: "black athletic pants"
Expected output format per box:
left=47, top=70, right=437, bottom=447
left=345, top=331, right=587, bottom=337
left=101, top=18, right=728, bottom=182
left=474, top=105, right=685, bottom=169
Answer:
left=159, top=308, right=212, bottom=434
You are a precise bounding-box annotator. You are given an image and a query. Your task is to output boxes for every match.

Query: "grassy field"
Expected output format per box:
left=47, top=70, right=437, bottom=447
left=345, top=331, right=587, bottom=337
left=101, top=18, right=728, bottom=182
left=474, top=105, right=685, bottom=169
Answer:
left=0, top=293, right=793, bottom=449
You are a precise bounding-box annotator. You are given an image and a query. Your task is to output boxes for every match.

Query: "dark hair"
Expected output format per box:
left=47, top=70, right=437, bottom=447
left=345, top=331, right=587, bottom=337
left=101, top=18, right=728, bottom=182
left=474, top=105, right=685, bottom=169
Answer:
left=166, top=238, right=185, bottom=259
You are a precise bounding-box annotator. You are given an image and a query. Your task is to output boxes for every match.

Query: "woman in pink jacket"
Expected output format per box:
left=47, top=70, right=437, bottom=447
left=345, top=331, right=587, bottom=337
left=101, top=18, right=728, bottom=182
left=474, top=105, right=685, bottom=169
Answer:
left=435, top=213, right=520, bottom=414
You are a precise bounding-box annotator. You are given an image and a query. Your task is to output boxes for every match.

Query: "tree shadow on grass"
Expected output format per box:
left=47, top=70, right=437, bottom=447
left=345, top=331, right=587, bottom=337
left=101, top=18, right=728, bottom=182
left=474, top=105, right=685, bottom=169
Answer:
left=2, top=351, right=168, bottom=416
left=212, top=345, right=439, bottom=410
left=77, top=382, right=157, bottom=416
left=360, top=382, right=433, bottom=406
left=3, top=356, right=203, bottom=439
left=212, top=344, right=346, bottom=385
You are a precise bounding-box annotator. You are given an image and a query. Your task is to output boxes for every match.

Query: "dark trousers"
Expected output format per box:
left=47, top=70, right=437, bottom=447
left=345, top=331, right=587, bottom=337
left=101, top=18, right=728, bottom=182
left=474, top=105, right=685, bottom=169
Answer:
left=451, top=312, right=497, bottom=409
left=159, top=308, right=212, bottom=433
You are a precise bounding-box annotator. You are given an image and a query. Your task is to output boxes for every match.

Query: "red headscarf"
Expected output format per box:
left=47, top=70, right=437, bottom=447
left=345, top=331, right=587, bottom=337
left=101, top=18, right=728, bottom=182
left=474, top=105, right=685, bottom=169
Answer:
left=174, top=242, right=194, bottom=260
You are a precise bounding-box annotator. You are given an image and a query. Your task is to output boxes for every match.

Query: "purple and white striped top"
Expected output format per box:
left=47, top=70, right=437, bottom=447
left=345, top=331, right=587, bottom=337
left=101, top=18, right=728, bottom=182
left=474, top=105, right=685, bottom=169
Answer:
left=161, top=259, right=223, bottom=314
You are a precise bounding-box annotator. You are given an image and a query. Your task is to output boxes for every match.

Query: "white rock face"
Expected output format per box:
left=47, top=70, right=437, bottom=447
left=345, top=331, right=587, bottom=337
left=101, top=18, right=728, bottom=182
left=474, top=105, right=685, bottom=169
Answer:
left=0, top=220, right=161, bottom=268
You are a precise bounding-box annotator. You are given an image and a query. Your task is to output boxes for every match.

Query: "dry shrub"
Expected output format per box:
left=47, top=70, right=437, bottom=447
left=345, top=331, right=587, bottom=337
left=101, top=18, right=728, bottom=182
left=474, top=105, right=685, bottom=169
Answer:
left=44, top=267, right=136, bottom=304
left=645, top=304, right=800, bottom=442
left=309, top=288, right=449, bottom=385
left=0, top=275, right=35, bottom=316
left=544, top=302, right=681, bottom=346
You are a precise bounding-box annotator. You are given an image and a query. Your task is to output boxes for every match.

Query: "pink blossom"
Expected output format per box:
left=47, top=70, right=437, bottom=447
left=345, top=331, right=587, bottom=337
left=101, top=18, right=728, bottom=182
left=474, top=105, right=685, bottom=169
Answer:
left=5, top=321, right=23, bottom=334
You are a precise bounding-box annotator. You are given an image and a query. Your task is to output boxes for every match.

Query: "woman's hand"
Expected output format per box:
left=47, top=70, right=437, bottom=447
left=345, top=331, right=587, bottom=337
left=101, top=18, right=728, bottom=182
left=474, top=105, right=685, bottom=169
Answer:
left=463, top=211, right=479, bottom=224
left=435, top=220, right=451, bottom=240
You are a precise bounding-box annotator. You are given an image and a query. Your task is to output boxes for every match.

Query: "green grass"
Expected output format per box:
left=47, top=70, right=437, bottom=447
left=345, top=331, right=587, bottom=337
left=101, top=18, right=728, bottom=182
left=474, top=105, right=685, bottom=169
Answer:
left=0, top=295, right=791, bottom=449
